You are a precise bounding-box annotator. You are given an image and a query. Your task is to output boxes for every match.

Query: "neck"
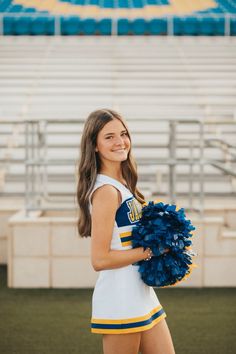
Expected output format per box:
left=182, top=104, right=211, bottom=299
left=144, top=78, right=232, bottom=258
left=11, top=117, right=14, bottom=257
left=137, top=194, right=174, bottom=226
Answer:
left=99, top=163, right=124, bottom=182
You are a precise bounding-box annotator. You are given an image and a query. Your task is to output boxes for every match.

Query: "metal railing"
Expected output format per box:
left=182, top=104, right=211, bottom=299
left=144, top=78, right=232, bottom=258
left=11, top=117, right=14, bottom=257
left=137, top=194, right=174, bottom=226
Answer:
left=1, top=118, right=236, bottom=215
left=2, top=118, right=206, bottom=212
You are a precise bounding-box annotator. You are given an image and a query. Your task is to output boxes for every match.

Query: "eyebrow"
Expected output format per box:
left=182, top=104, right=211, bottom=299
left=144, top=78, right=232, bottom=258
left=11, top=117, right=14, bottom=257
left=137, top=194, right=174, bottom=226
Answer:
left=104, top=129, right=127, bottom=137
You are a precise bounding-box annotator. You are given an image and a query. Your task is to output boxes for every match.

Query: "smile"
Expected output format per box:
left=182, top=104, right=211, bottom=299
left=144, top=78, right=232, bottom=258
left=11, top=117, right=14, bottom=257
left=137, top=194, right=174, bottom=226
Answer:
left=112, top=149, right=126, bottom=152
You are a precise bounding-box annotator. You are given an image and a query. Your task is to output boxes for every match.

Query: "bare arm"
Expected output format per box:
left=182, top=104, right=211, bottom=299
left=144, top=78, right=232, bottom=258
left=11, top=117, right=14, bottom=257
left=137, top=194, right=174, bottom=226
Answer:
left=91, top=184, right=149, bottom=271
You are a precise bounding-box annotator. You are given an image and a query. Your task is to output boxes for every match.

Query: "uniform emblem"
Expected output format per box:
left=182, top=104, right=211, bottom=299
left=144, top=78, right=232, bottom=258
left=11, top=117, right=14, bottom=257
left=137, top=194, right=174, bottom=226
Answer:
left=116, top=197, right=141, bottom=227
left=127, top=199, right=142, bottom=223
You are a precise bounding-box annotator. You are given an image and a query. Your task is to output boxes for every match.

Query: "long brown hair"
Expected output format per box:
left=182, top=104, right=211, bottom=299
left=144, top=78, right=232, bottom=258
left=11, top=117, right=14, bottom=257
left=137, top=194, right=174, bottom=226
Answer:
left=77, top=109, right=145, bottom=237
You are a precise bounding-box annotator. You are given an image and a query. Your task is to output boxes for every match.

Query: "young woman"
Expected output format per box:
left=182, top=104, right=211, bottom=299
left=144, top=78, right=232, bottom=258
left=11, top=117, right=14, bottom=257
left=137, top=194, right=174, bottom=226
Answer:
left=77, top=109, right=175, bottom=354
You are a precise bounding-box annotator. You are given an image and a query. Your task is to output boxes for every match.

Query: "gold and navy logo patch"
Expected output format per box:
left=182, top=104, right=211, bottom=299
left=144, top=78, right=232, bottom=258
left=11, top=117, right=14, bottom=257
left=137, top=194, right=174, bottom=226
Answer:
left=116, top=197, right=142, bottom=247
left=116, top=197, right=141, bottom=227
left=126, top=199, right=142, bottom=223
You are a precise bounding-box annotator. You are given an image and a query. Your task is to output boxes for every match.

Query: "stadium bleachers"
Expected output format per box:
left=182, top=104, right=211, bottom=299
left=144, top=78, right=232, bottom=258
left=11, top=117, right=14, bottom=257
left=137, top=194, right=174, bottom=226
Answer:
left=0, top=36, right=235, bottom=201
left=0, top=0, right=236, bottom=35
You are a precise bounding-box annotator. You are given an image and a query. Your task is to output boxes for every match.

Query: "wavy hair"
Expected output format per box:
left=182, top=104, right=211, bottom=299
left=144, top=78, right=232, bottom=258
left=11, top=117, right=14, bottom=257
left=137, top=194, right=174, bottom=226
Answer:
left=77, top=109, right=145, bottom=237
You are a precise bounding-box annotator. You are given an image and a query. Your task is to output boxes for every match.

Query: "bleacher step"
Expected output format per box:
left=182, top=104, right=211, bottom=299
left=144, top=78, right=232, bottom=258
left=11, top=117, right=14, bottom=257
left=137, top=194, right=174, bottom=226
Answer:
left=222, top=227, right=236, bottom=239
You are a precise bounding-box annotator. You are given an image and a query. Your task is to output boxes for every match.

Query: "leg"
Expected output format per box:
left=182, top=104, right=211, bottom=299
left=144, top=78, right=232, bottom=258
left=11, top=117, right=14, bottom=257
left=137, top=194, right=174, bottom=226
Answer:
left=139, top=319, right=175, bottom=354
left=103, top=332, right=141, bottom=354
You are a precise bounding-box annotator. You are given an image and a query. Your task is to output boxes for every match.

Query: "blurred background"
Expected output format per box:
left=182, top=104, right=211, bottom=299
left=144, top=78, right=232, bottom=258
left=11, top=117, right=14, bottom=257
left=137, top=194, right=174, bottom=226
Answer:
left=0, top=0, right=236, bottom=353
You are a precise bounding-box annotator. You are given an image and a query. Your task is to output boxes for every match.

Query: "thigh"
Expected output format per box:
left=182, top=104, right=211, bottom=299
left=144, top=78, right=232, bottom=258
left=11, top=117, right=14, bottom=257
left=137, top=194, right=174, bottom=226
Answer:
left=103, top=332, right=141, bottom=354
left=139, top=319, right=175, bottom=354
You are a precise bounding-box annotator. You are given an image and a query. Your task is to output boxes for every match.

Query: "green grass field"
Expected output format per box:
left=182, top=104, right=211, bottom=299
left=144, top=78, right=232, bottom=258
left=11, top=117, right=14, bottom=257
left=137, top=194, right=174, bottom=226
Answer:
left=0, top=265, right=235, bottom=354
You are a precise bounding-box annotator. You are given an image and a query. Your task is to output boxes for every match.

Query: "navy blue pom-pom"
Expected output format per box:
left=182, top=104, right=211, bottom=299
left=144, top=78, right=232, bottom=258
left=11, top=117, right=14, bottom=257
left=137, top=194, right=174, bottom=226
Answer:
left=132, top=201, right=196, bottom=287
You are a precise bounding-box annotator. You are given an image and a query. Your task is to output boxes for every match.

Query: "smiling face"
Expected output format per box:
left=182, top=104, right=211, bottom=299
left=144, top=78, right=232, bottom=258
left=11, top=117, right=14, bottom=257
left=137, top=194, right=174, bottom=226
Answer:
left=95, top=118, right=131, bottom=167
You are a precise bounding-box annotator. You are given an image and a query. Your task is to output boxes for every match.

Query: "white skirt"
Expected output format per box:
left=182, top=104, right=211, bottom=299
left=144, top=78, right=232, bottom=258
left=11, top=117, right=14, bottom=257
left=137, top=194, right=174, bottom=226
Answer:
left=91, top=264, right=166, bottom=334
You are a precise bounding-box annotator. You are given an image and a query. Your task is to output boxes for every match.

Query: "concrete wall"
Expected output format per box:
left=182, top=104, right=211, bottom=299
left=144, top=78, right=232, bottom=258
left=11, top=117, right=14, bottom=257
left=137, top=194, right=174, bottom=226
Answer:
left=5, top=209, right=236, bottom=288
left=0, top=200, right=23, bottom=264
left=8, top=210, right=98, bottom=288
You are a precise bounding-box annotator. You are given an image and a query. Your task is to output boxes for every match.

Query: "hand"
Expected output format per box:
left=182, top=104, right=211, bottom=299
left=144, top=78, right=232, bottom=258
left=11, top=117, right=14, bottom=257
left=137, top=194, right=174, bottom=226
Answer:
left=144, top=247, right=153, bottom=261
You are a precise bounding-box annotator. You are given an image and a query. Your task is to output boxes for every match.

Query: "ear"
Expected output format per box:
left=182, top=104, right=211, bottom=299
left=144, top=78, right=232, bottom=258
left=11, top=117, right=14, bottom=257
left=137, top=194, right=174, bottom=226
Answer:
left=95, top=146, right=98, bottom=152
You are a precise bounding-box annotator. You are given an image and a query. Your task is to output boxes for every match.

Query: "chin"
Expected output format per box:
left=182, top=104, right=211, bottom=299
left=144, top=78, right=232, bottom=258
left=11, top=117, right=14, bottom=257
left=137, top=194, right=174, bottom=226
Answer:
left=112, top=155, right=128, bottom=163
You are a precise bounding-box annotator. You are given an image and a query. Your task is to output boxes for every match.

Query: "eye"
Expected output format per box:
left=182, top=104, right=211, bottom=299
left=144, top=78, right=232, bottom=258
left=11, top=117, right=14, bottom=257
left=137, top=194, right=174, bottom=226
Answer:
left=121, top=132, right=128, bottom=137
left=105, top=136, right=113, bottom=140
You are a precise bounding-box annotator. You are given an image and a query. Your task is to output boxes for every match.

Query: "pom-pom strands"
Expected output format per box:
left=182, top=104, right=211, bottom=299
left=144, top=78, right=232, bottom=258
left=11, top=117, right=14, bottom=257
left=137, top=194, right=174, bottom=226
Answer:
left=132, top=201, right=196, bottom=287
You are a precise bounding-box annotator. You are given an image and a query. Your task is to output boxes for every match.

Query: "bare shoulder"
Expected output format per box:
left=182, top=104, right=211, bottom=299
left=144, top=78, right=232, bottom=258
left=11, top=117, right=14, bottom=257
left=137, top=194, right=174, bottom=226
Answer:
left=92, top=184, right=120, bottom=209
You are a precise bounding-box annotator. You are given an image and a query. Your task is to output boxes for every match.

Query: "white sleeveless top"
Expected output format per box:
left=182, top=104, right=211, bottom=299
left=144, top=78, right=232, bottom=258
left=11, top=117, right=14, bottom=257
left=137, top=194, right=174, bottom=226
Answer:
left=90, top=174, right=166, bottom=334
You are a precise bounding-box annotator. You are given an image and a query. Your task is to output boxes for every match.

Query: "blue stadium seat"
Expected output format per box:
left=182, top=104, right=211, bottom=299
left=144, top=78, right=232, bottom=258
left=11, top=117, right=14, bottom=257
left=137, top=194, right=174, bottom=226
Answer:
left=47, top=17, right=55, bottom=35
left=31, top=17, right=55, bottom=35
left=3, top=16, right=14, bottom=35
left=209, top=8, right=224, bottom=14
left=132, top=18, right=147, bottom=35
left=173, top=17, right=182, bottom=35
left=148, top=18, right=167, bottom=35
left=118, top=0, right=129, bottom=8
left=103, top=0, right=114, bottom=8
left=118, top=18, right=130, bottom=35
left=0, top=0, right=12, bottom=12
left=215, top=17, right=225, bottom=35
left=8, top=4, right=23, bottom=12
left=146, top=0, right=158, bottom=5
left=31, top=17, right=47, bottom=35
left=231, top=17, right=236, bottom=35
left=61, top=16, right=80, bottom=35
left=182, top=17, right=198, bottom=35
left=24, top=8, right=36, bottom=13
left=14, top=17, right=31, bottom=35
left=88, top=0, right=100, bottom=5
left=199, top=17, right=215, bottom=35
left=98, top=18, right=112, bottom=35
left=72, top=0, right=85, bottom=4
left=81, top=18, right=96, bottom=35
left=132, top=0, right=144, bottom=9
left=3, top=15, right=53, bottom=36
left=224, top=3, right=236, bottom=13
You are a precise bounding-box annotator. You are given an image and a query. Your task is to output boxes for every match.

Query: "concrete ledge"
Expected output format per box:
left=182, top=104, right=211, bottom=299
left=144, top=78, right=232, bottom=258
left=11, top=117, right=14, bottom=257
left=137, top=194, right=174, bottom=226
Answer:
left=5, top=210, right=236, bottom=288
left=204, top=218, right=236, bottom=256
left=8, top=210, right=98, bottom=288
left=222, top=228, right=236, bottom=239
left=0, top=201, right=24, bottom=264
left=12, top=258, right=50, bottom=288
left=204, top=257, right=236, bottom=287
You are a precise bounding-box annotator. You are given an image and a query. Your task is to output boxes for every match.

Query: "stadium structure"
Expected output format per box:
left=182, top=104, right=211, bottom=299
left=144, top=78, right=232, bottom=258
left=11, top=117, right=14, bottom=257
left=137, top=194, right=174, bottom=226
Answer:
left=0, top=0, right=236, bottom=35
left=0, top=0, right=235, bottom=288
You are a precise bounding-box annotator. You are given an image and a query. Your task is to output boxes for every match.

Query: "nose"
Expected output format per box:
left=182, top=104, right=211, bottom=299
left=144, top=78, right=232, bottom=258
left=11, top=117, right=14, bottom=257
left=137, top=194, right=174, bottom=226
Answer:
left=114, top=135, right=124, bottom=146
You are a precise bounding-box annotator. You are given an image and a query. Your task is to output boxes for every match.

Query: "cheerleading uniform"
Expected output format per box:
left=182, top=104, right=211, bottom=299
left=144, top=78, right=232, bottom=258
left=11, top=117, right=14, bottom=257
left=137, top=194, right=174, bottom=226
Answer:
left=89, top=174, right=166, bottom=334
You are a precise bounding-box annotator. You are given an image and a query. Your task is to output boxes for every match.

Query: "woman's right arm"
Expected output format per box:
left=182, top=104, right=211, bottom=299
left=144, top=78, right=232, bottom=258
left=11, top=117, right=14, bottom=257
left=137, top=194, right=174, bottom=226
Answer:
left=91, top=184, right=150, bottom=271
